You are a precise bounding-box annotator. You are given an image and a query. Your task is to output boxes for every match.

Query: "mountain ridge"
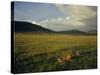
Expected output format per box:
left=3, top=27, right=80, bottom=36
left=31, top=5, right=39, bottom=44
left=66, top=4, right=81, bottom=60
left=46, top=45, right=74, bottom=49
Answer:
left=12, top=21, right=97, bottom=35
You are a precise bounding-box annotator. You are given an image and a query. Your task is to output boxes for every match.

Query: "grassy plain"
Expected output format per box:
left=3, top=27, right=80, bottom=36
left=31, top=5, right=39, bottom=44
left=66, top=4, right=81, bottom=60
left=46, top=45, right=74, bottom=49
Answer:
left=14, top=33, right=97, bottom=73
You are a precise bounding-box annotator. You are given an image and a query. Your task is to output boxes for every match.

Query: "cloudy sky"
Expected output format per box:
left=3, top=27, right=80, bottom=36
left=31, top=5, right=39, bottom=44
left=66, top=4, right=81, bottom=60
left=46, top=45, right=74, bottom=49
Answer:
left=13, top=1, right=97, bottom=31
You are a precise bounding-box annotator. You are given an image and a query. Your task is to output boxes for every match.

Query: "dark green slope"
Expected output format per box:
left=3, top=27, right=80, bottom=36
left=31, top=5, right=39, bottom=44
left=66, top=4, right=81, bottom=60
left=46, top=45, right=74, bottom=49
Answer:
left=12, top=21, right=53, bottom=32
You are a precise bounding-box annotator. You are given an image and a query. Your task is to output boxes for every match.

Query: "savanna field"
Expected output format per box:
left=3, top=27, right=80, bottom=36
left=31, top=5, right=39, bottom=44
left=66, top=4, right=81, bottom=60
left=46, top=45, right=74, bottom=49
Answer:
left=14, top=33, right=97, bottom=73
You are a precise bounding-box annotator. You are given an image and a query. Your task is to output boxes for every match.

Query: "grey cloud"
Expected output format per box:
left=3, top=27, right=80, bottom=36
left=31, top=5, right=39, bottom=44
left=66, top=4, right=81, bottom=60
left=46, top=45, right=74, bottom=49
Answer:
left=41, top=5, right=97, bottom=31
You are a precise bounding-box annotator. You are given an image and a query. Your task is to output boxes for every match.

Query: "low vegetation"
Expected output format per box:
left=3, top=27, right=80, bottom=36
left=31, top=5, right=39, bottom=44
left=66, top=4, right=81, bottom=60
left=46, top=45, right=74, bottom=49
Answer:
left=14, top=33, right=97, bottom=73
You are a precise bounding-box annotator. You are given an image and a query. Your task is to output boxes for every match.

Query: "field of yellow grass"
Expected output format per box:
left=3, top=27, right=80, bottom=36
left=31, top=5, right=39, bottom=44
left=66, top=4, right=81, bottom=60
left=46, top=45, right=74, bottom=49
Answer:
left=14, top=33, right=97, bottom=73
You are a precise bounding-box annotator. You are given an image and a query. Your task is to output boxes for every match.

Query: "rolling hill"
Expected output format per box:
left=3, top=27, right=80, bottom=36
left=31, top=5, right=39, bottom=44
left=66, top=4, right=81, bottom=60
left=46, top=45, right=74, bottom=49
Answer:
left=57, top=29, right=87, bottom=35
left=88, top=30, right=97, bottom=33
left=12, top=21, right=53, bottom=32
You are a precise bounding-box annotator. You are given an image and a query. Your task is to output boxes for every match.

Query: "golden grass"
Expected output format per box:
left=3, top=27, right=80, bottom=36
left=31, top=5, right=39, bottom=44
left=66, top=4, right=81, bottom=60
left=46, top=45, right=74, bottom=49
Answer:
left=14, top=33, right=96, bottom=56
left=14, top=33, right=97, bottom=73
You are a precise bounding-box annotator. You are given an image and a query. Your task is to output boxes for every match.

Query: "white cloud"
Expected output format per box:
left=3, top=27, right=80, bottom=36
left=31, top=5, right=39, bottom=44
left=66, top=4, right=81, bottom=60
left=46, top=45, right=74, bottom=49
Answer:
left=32, top=21, right=40, bottom=25
left=55, top=5, right=97, bottom=27
left=57, top=17, right=63, bottom=21
left=39, top=5, right=97, bottom=31
left=65, top=17, right=70, bottom=20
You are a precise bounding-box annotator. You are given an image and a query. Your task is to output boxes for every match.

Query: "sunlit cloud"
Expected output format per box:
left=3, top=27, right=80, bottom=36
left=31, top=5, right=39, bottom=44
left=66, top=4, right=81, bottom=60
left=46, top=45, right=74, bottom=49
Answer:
left=32, top=21, right=36, bottom=23
left=65, top=17, right=70, bottom=20
left=55, top=5, right=97, bottom=26
left=49, top=4, right=97, bottom=31
left=40, top=4, right=97, bottom=31
left=57, top=17, right=63, bottom=21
